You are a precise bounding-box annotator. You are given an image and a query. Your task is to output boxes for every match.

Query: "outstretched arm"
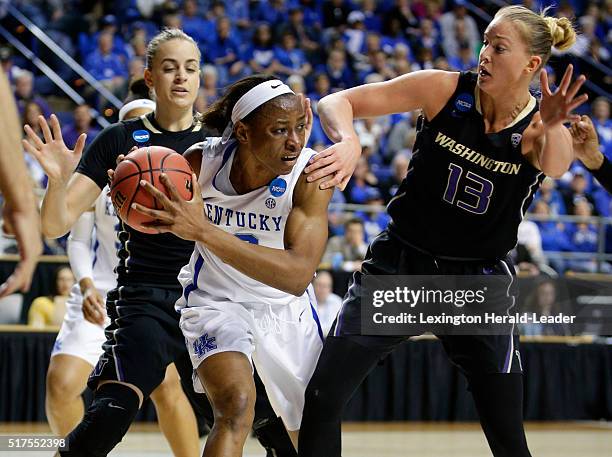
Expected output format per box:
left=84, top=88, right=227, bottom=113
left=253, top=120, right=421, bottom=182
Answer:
left=23, top=115, right=102, bottom=237
left=0, top=68, right=42, bottom=297
left=133, top=172, right=333, bottom=296
left=304, top=70, right=458, bottom=189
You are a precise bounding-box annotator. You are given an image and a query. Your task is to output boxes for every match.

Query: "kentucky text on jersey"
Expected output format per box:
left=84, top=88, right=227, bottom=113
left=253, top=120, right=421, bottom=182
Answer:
left=204, top=203, right=283, bottom=231
left=435, top=131, right=522, bottom=175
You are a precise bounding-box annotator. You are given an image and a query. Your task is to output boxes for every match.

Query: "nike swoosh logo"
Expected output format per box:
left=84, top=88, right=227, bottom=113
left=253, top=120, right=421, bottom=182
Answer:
left=271, top=84, right=281, bottom=89
left=108, top=402, right=126, bottom=410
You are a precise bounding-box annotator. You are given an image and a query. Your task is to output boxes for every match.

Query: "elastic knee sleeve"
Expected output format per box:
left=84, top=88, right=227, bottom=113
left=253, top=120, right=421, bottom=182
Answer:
left=253, top=416, right=297, bottom=457
left=60, top=383, right=140, bottom=457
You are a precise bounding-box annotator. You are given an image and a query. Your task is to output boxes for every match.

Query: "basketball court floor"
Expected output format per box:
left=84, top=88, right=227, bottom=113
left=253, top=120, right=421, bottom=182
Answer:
left=1, top=422, right=610, bottom=456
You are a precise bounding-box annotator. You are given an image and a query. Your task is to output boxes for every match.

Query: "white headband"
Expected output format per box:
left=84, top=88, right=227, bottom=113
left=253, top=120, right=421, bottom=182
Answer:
left=118, top=99, right=156, bottom=121
left=221, top=79, right=294, bottom=143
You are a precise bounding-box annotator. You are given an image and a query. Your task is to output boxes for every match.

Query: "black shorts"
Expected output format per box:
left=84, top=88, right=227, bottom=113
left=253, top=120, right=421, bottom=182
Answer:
left=331, top=229, right=523, bottom=376
left=88, top=285, right=191, bottom=398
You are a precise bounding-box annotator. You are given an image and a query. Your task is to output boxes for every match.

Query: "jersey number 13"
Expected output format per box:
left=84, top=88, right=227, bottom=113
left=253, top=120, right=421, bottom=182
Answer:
left=443, top=163, right=494, bottom=215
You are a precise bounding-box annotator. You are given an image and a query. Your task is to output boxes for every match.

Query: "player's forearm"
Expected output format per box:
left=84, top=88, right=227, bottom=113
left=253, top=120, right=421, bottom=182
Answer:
left=197, top=227, right=316, bottom=296
left=41, top=181, right=75, bottom=238
left=579, top=146, right=604, bottom=171
left=318, top=92, right=360, bottom=144
left=0, top=70, right=36, bottom=211
left=538, top=126, right=574, bottom=178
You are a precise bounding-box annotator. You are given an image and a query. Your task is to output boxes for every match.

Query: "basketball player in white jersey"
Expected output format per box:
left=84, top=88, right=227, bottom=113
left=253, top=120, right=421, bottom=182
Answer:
left=46, top=98, right=201, bottom=457
left=131, top=75, right=331, bottom=455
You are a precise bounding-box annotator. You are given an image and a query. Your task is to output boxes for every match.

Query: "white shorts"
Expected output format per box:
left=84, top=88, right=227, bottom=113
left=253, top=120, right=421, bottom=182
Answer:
left=51, top=286, right=108, bottom=367
left=180, top=287, right=324, bottom=431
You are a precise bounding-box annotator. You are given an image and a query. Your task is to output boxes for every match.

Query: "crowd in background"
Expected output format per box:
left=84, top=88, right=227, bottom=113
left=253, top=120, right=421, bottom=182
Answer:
left=0, top=0, right=611, bottom=326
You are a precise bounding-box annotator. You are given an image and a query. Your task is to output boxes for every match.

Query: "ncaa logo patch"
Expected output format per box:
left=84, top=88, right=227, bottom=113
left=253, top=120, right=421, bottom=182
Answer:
left=269, top=178, right=287, bottom=197
left=511, top=133, right=522, bottom=147
left=132, top=130, right=150, bottom=143
left=265, top=197, right=276, bottom=209
left=454, top=93, right=474, bottom=112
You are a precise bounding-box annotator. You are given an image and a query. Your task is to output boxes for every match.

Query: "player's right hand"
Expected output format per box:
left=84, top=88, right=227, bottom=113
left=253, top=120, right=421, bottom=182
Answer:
left=0, top=202, right=42, bottom=297
left=107, top=147, right=138, bottom=182
left=569, top=115, right=603, bottom=170
left=304, top=137, right=361, bottom=190
left=22, top=114, right=86, bottom=186
left=82, top=286, right=106, bottom=326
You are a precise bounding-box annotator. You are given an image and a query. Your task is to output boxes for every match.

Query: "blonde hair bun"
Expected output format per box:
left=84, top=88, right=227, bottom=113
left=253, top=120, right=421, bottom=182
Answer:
left=544, top=16, right=576, bottom=51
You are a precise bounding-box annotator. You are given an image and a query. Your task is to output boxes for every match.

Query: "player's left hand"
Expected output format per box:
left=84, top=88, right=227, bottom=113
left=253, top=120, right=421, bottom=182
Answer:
left=131, top=173, right=208, bottom=240
left=539, top=64, right=588, bottom=130
left=303, top=136, right=361, bottom=190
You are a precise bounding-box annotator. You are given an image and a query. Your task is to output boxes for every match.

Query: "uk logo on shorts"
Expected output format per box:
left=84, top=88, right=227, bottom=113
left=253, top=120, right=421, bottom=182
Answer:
left=269, top=178, right=287, bottom=197
left=193, top=333, right=217, bottom=358
left=132, top=130, right=150, bottom=143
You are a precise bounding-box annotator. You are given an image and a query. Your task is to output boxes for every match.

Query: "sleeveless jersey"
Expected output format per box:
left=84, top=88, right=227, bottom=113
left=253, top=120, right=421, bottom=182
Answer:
left=387, top=72, right=544, bottom=259
left=76, top=112, right=209, bottom=287
left=180, top=138, right=314, bottom=306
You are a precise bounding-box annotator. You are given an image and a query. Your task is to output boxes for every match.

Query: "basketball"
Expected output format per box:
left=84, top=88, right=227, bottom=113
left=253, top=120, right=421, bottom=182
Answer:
left=110, top=146, right=194, bottom=234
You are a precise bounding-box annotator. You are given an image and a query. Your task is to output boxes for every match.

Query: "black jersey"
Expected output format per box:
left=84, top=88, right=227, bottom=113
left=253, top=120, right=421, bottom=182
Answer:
left=76, top=112, right=209, bottom=287
left=387, top=72, right=543, bottom=260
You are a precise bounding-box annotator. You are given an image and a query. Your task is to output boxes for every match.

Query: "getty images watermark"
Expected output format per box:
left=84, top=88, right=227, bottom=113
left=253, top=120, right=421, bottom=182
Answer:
left=361, top=275, right=612, bottom=336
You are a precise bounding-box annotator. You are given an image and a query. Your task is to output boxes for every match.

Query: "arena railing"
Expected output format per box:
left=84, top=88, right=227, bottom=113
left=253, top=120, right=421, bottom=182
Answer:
left=329, top=202, right=612, bottom=273
left=3, top=3, right=124, bottom=125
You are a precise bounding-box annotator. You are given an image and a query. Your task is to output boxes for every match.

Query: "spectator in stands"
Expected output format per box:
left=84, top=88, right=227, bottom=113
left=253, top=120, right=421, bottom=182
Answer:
left=206, top=16, right=244, bottom=85
left=323, top=218, right=368, bottom=272
left=361, top=0, right=382, bottom=32
left=180, top=0, right=210, bottom=47
left=322, top=0, right=351, bottom=29
left=413, top=18, right=442, bottom=58
left=532, top=200, right=571, bottom=273
left=84, top=31, right=128, bottom=94
left=313, top=270, right=343, bottom=336
left=201, top=64, right=220, bottom=107
left=383, top=0, right=419, bottom=37
left=13, top=69, right=51, bottom=118
left=347, top=156, right=378, bottom=204
left=273, top=31, right=312, bottom=78
left=244, top=23, right=276, bottom=75
left=288, top=74, right=306, bottom=94
left=521, top=278, right=571, bottom=336
left=319, top=49, right=353, bottom=91
left=283, top=7, right=320, bottom=56
left=21, top=101, right=47, bottom=190
left=359, top=49, right=397, bottom=82
left=439, top=1, right=479, bottom=59
left=382, top=152, right=410, bottom=200
left=344, top=11, right=368, bottom=58
left=254, top=0, right=290, bottom=29
left=562, top=169, right=597, bottom=215
left=27, top=266, right=75, bottom=328
left=412, top=46, right=435, bottom=70
left=61, top=104, right=100, bottom=149
left=534, top=177, right=567, bottom=215
left=356, top=187, right=391, bottom=240
left=0, top=46, right=22, bottom=84
left=566, top=198, right=606, bottom=273
left=448, top=42, right=478, bottom=71
left=591, top=97, right=611, bottom=158
left=517, top=219, right=548, bottom=273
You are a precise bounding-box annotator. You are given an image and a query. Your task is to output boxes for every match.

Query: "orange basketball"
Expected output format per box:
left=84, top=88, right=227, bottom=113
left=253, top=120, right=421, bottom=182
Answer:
left=110, top=146, right=194, bottom=234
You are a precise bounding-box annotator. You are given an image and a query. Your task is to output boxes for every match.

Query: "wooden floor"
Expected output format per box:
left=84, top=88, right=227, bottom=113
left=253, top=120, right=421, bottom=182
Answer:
left=1, top=422, right=610, bottom=456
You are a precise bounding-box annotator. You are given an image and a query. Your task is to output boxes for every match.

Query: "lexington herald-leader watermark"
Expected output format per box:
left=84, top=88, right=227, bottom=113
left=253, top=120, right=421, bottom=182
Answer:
left=361, top=275, right=612, bottom=336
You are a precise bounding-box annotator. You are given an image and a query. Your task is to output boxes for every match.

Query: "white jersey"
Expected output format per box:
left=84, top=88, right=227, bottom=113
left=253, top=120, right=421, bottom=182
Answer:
left=178, top=138, right=315, bottom=307
left=91, top=187, right=120, bottom=293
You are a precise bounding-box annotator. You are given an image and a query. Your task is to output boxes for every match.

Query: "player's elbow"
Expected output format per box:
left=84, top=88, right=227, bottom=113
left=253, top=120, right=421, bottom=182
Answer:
left=41, top=221, right=69, bottom=239
left=286, top=268, right=315, bottom=297
left=542, top=166, right=567, bottom=179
